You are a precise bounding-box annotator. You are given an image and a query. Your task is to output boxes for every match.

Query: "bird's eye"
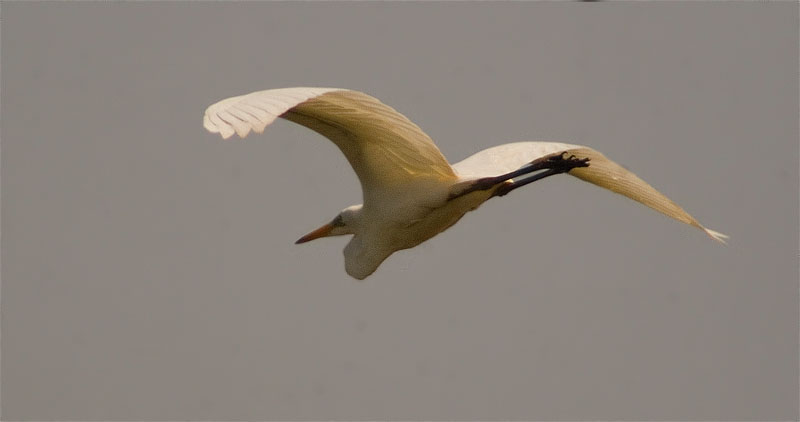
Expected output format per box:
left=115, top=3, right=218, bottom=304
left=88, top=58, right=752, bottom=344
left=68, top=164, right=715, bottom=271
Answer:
left=332, top=214, right=345, bottom=227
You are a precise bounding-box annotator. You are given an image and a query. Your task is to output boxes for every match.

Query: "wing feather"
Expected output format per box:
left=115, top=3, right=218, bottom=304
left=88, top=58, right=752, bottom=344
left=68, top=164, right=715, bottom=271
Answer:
left=204, top=87, right=457, bottom=205
left=453, top=141, right=728, bottom=243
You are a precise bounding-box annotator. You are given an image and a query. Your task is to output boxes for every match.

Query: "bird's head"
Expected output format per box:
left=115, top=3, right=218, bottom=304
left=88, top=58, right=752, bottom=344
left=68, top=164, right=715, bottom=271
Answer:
left=295, top=204, right=363, bottom=244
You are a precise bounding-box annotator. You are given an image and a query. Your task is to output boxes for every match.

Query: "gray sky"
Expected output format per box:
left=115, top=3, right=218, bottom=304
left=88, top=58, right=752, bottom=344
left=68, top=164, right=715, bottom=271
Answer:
left=2, top=2, right=798, bottom=420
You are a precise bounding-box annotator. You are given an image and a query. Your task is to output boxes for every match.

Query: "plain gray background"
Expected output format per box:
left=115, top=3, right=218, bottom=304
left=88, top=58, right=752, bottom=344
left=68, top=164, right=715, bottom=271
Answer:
left=2, top=2, right=797, bottom=420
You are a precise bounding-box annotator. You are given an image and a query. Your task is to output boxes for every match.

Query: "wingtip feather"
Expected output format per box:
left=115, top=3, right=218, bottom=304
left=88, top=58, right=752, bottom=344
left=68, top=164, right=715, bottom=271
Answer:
left=703, top=228, right=729, bottom=244
left=203, top=87, right=346, bottom=141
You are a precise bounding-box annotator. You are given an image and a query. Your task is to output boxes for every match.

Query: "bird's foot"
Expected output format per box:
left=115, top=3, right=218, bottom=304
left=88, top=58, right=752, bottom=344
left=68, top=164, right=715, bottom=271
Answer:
left=531, top=151, right=590, bottom=173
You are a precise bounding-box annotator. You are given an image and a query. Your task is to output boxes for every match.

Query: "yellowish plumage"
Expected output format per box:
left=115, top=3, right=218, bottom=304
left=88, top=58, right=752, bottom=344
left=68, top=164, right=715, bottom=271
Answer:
left=564, top=147, right=728, bottom=243
left=204, top=87, right=727, bottom=279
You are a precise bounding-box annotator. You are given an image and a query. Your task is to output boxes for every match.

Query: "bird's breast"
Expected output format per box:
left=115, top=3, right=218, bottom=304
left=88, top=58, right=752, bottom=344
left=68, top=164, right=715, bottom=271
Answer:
left=378, top=188, right=493, bottom=251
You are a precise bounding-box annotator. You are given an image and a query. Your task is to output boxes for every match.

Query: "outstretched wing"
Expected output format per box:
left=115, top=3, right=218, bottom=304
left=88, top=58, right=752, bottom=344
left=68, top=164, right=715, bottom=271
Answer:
left=453, top=141, right=728, bottom=243
left=204, top=87, right=457, bottom=205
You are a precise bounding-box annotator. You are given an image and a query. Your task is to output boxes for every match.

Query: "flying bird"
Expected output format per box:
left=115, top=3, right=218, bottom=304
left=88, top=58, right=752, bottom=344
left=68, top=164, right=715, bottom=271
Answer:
left=204, top=87, right=727, bottom=279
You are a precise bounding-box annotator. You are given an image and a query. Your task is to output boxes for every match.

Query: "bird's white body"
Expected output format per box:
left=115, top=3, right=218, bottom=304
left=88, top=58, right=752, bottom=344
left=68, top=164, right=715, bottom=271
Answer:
left=328, top=178, right=494, bottom=279
left=204, top=87, right=727, bottom=279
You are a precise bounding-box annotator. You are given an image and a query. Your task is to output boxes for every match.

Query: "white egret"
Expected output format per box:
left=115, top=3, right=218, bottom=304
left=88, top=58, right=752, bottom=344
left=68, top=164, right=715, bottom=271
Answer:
left=204, top=87, right=727, bottom=279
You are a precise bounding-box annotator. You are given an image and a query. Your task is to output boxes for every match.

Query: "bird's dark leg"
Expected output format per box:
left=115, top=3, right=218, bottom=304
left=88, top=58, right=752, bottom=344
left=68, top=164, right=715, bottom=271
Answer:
left=448, top=151, right=590, bottom=201
left=492, top=169, right=560, bottom=197
left=492, top=152, right=590, bottom=197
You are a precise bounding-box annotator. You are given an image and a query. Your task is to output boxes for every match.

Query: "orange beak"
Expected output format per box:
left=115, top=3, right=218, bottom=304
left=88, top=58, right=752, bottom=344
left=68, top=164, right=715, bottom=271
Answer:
left=295, top=222, right=335, bottom=244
